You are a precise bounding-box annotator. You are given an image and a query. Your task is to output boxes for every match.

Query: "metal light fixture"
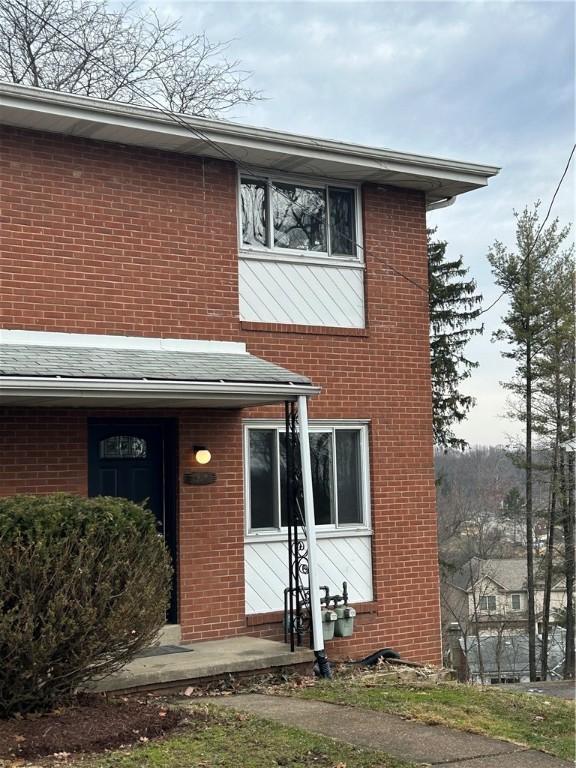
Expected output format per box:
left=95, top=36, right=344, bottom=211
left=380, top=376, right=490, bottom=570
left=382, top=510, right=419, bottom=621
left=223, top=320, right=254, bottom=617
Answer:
left=193, top=445, right=212, bottom=465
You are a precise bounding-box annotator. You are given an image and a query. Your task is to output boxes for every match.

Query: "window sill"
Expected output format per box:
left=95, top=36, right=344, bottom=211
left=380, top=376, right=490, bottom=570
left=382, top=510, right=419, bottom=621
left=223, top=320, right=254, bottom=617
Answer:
left=240, top=321, right=368, bottom=337
left=246, top=601, right=378, bottom=625
left=239, top=249, right=365, bottom=270
left=245, top=528, right=373, bottom=544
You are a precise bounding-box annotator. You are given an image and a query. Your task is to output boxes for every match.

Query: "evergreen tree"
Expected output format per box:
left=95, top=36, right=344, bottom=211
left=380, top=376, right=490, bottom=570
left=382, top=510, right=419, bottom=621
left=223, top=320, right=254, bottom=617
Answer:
left=532, top=254, right=575, bottom=678
left=488, top=203, right=573, bottom=681
left=428, top=229, right=483, bottom=451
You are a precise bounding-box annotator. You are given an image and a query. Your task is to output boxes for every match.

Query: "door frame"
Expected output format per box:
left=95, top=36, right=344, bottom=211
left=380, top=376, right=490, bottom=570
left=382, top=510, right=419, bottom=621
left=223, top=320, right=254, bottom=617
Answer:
left=87, top=417, right=179, bottom=623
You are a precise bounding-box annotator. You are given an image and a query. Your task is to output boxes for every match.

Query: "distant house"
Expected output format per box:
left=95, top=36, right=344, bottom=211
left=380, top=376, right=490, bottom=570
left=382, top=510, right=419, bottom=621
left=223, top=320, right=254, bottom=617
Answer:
left=442, top=558, right=568, bottom=636
left=453, top=627, right=567, bottom=684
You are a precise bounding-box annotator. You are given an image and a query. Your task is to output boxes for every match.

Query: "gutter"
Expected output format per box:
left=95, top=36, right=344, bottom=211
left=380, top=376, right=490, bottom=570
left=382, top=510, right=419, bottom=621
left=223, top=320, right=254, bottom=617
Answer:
left=0, top=376, right=321, bottom=401
left=426, top=196, right=457, bottom=212
left=0, top=83, right=501, bottom=185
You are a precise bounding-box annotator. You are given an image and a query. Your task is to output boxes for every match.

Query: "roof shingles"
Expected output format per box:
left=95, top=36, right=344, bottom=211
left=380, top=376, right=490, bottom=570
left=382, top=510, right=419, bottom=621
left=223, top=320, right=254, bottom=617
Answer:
left=0, top=344, right=312, bottom=385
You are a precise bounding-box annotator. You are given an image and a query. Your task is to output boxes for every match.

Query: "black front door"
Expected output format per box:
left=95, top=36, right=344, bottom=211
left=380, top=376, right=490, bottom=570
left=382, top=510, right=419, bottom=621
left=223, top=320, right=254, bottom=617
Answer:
left=88, top=420, right=177, bottom=622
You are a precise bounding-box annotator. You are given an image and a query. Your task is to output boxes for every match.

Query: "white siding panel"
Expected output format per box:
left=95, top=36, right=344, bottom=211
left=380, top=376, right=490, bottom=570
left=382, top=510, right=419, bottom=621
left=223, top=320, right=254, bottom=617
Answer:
left=245, top=535, right=373, bottom=614
left=239, top=258, right=365, bottom=328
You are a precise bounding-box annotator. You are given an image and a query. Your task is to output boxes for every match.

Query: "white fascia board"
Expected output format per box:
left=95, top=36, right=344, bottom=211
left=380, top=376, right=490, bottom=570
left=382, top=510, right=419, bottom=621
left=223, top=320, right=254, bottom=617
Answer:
left=0, top=376, right=320, bottom=400
left=477, top=573, right=508, bottom=592
left=0, top=83, right=500, bottom=193
left=0, top=329, right=246, bottom=354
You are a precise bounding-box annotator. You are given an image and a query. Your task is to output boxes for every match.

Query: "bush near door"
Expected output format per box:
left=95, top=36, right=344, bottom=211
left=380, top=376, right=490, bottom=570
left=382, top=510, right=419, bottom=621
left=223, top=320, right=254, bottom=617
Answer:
left=0, top=493, right=172, bottom=717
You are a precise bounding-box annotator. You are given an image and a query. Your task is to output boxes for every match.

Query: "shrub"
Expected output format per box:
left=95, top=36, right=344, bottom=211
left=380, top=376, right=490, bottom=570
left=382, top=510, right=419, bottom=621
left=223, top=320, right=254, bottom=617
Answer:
left=0, top=493, right=172, bottom=716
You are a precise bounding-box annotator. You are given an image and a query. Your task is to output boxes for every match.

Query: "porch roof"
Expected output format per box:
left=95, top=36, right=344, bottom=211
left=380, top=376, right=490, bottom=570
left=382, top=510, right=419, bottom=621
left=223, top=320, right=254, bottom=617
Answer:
left=0, top=337, right=319, bottom=408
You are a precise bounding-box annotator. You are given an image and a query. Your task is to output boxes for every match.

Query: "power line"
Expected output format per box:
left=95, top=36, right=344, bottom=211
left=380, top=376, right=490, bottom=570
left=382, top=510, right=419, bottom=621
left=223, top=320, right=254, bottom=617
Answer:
left=11, top=1, right=574, bottom=308
left=9, top=0, right=429, bottom=295
left=479, top=143, right=575, bottom=317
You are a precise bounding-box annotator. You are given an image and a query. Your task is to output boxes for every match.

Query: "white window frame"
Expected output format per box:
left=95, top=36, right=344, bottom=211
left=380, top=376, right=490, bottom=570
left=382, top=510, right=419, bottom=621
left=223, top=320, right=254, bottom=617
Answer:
left=237, top=170, right=364, bottom=266
left=243, top=419, right=371, bottom=540
left=510, top=593, right=522, bottom=611
left=479, top=594, right=497, bottom=612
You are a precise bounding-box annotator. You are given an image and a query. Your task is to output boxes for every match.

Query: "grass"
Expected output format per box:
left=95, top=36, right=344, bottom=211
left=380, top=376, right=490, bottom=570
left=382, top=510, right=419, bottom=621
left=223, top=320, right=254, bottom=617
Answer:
left=284, top=671, right=575, bottom=761
left=70, top=703, right=415, bottom=768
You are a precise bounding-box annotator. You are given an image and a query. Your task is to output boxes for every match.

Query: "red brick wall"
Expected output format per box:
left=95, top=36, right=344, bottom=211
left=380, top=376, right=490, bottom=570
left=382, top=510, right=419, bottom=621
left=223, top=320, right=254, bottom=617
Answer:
left=0, top=409, right=86, bottom=495
left=0, top=126, right=441, bottom=665
left=0, top=127, right=240, bottom=339
left=177, top=410, right=246, bottom=641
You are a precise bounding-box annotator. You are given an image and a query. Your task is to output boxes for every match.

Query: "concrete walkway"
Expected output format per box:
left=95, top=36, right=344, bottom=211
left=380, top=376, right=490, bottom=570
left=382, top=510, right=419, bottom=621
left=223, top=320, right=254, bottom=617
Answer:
left=505, top=681, right=575, bottom=701
left=211, top=693, right=573, bottom=767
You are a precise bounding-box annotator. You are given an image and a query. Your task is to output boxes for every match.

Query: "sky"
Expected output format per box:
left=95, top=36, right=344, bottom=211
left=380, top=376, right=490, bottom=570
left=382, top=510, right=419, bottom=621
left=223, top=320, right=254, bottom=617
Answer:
left=147, top=0, right=574, bottom=447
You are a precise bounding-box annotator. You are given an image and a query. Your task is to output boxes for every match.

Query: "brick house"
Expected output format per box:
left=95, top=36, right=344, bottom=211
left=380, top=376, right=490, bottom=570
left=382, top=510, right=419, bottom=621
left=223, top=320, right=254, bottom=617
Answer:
left=0, top=83, right=498, bottom=667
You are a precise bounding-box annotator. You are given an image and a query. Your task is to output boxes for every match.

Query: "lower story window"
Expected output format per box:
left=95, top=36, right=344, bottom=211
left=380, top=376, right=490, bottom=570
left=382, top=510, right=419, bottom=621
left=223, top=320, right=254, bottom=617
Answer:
left=246, top=422, right=369, bottom=532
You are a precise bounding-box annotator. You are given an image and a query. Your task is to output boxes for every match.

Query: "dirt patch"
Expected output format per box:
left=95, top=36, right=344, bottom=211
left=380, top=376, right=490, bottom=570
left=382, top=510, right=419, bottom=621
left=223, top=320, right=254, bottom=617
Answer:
left=0, top=695, right=182, bottom=759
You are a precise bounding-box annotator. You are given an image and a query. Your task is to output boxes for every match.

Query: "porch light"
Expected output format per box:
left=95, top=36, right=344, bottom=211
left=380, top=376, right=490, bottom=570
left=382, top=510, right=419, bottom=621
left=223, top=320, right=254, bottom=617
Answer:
left=193, top=446, right=212, bottom=465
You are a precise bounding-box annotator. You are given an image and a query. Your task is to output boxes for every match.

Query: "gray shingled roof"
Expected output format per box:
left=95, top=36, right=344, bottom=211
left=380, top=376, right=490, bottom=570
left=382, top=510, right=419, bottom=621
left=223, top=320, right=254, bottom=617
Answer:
left=451, top=558, right=528, bottom=592
left=452, top=558, right=563, bottom=593
left=0, top=344, right=312, bottom=385
left=481, top=559, right=530, bottom=591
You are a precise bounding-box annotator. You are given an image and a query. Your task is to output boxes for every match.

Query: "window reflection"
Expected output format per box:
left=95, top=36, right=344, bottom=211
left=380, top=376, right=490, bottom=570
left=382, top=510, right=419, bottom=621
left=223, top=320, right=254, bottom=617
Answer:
left=249, top=427, right=365, bottom=530
left=241, top=180, right=267, bottom=246
left=240, top=177, right=358, bottom=258
left=273, top=183, right=326, bottom=252
left=249, top=429, right=277, bottom=528
left=329, top=188, right=355, bottom=255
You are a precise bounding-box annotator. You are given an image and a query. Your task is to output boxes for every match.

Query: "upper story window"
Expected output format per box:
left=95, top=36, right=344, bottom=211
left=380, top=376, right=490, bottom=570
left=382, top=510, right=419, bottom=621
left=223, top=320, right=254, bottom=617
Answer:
left=478, top=595, right=497, bottom=612
left=240, top=176, right=359, bottom=259
left=511, top=593, right=522, bottom=610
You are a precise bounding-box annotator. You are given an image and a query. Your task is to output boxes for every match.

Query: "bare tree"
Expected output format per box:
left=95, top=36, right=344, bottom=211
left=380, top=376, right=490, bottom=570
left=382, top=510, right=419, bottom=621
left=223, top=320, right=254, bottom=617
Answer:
left=0, top=0, right=261, bottom=116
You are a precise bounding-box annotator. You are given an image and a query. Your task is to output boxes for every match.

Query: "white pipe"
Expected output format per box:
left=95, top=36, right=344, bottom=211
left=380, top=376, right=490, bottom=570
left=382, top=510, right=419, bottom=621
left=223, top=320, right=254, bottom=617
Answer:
left=426, top=196, right=457, bottom=212
left=297, top=394, right=324, bottom=655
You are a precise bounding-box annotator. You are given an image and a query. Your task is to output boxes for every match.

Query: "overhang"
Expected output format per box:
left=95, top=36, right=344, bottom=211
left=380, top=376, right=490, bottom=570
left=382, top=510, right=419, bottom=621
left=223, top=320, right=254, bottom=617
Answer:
left=0, top=332, right=319, bottom=408
left=0, top=83, right=500, bottom=204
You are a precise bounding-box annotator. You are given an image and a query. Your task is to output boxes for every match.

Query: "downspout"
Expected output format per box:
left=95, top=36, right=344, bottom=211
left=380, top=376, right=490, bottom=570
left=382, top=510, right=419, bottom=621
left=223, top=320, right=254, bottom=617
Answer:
left=426, top=196, right=457, bottom=212
left=297, top=394, right=332, bottom=678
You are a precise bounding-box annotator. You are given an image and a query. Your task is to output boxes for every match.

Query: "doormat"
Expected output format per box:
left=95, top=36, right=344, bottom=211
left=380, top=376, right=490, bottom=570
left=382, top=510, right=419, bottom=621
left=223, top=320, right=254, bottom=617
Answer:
left=137, top=645, right=195, bottom=658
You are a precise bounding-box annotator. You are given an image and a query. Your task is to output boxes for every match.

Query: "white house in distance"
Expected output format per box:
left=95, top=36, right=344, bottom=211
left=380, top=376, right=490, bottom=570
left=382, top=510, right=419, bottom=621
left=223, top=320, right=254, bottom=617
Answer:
left=443, top=558, right=568, bottom=636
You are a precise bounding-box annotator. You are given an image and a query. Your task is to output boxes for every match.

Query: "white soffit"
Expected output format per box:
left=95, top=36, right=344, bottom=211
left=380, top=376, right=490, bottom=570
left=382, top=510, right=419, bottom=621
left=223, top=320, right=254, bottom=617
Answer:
left=0, top=83, right=500, bottom=203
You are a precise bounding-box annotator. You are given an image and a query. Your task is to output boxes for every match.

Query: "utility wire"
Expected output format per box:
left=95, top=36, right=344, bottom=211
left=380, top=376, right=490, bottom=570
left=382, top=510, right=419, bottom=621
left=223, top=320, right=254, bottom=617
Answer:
left=10, top=0, right=575, bottom=306
left=478, top=143, right=575, bottom=317
left=9, top=0, right=429, bottom=295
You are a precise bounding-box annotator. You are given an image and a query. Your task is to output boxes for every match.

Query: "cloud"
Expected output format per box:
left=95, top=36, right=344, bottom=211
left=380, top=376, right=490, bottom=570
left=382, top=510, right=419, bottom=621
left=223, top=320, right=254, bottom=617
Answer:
left=140, top=0, right=574, bottom=445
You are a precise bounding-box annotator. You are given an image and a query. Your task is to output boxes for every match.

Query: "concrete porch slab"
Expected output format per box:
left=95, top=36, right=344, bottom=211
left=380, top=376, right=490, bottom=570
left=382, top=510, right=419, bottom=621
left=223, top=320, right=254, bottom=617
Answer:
left=93, top=636, right=314, bottom=693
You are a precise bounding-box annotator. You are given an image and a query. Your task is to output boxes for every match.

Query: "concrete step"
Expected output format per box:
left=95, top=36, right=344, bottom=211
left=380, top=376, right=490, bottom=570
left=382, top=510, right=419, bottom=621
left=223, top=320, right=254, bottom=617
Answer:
left=154, top=624, right=182, bottom=646
left=93, top=636, right=314, bottom=693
